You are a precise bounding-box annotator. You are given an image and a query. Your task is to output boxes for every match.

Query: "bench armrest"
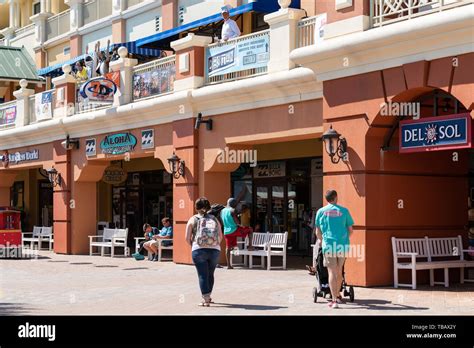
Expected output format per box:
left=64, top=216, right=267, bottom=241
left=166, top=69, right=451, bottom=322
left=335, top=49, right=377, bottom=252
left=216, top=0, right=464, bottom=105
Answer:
left=88, top=235, right=104, bottom=240
left=112, top=237, right=126, bottom=243
left=22, top=232, right=34, bottom=237
left=396, top=252, right=418, bottom=257
left=134, top=237, right=146, bottom=241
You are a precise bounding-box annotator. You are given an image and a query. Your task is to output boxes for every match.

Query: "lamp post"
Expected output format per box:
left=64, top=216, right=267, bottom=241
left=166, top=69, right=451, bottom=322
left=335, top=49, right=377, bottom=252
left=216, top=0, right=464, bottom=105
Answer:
left=167, top=152, right=185, bottom=179
left=322, top=125, right=348, bottom=164
left=47, top=167, right=62, bottom=187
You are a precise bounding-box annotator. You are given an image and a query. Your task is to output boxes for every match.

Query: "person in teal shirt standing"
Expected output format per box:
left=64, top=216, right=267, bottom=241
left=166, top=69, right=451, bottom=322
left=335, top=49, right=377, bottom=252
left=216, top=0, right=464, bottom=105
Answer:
left=315, top=190, right=354, bottom=309
left=221, top=198, right=254, bottom=269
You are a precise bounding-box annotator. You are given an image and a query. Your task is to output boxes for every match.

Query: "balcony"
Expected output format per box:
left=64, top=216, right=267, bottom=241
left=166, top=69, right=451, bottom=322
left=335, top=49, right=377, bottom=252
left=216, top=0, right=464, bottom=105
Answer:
left=132, top=55, right=176, bottom=101
left=46, top=10, right=71, bottom=41
left=126, top=0, right=146, bottom=9
left=83, top=0, right=113, bottom=26
left=204, top=30, right=270, bottom=85
left=371, top=0, right=473, bottom=27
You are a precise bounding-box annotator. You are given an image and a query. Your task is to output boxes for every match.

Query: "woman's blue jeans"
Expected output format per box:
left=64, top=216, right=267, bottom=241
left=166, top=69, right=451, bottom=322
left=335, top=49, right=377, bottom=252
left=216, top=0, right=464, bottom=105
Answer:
left=192, top=248, right=220, bottom=299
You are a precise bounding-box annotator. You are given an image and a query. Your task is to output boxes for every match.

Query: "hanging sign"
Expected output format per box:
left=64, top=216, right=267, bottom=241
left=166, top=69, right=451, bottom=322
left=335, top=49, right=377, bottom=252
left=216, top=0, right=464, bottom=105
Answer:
left=79, top=72, right=120, bottom=102
left=102, top=165, right=128, bottom=185
left=399, top=113, right=472, bottom=153
left=100, top=132, right=137, bottom=155
left=35, top=91, right=53, bottom=121
left=254, top=161, right=286, bottom=178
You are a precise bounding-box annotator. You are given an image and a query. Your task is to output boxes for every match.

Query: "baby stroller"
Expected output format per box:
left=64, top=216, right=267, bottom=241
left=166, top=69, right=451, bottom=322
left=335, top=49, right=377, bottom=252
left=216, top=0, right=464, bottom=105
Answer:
left=312, top=241, right=355, bottom=303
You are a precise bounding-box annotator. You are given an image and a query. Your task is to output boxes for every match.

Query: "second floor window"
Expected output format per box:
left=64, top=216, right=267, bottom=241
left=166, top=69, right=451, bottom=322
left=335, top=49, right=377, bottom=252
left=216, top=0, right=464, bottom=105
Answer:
left=33, top=1, right=41, bottom=15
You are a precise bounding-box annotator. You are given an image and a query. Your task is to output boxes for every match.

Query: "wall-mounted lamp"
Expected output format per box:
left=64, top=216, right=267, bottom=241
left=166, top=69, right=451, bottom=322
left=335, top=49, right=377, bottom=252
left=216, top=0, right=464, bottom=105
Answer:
left=61, top=135, right=80, bottom=150
left=167, top=152, right=185, bottom=179
left=322, top=125, right=348, bottom=164
left=47, top=167, right=62, bottom=188
left=195, top=113, right=213, bottom=131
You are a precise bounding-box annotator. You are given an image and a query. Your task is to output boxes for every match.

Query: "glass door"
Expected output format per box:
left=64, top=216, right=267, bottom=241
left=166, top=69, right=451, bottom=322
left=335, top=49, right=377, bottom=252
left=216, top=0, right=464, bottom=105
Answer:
left=254, top=182, right=287, bottom=233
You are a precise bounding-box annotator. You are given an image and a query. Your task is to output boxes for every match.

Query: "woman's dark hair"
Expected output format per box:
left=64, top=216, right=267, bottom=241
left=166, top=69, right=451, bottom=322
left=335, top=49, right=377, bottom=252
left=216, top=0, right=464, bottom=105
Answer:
left=195, top=197, right=211, bottom=212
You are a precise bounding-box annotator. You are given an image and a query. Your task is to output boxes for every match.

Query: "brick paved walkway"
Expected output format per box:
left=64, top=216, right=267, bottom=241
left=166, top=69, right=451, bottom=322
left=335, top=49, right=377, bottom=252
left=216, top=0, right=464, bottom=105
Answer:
left=0, top=251, right=473, bottom=315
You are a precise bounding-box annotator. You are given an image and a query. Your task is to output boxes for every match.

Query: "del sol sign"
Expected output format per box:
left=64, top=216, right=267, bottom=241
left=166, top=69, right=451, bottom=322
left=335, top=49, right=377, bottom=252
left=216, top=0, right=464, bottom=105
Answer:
left=101, top=133, right=137, bottom=155
left=102, top=165, right=127, bottom=185
left=399, top=113, right=472, bottom=153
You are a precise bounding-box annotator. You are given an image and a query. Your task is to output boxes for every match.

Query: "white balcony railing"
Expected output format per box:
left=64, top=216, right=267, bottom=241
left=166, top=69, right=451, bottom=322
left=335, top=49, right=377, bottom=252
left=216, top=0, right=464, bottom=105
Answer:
left=14, top=23, right=35, bottom=38
left=83, top=0, right=113, bottom=26
left=371, top=0, right=473, bottom=27
left=46, top=10, right=71, bottom=41
left=0, top=101, right=18, bottom=130
left=297, top=16, right=318, bottom=48
left=132, top=55, right=176, bottom=101
left=29, top=90, right=56, bottom=124
left=205, top=30, right=270, bottom=85
left=126, top=0, right=146, bottom=9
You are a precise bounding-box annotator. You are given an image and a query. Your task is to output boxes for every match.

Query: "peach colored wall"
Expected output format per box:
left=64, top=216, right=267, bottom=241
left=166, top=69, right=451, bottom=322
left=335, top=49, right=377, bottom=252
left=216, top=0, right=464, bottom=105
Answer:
left=176, top=46, right=205, bottom=79
left=70, top=34, right=82, bottom=58
left=323, top=52, right=474, bottom=287
left=316, top=0, right=370, bottom=24
left=53, top=141, right=71, bottom=254
left=162, top=0, right=178, bottom=31
left=35, top=48, right=47, bottom=69
left=112, top=19, right=126, bottom=44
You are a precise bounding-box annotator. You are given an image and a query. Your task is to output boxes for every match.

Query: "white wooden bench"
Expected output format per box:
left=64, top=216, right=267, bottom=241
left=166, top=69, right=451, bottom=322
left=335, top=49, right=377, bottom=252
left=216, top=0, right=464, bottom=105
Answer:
left=22, top=226, right=42, bottom=250
left=231, top=232, right=288, bottom=270
left=392, top=235, right=474, bottom=289
left=39, top=227, right=54, bottom=251
left=89, top=228, right=130, bottom=257
left=134, top=237, right=173, bottom=261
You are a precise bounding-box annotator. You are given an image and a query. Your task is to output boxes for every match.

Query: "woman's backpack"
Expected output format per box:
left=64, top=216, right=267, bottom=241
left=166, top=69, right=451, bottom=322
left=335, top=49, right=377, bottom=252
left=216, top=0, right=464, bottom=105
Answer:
left=193, top=214, right=220, bottom=248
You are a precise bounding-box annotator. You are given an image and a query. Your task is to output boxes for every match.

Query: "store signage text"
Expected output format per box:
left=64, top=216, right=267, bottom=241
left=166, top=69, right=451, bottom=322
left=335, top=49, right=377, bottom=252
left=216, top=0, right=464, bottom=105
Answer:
left=2, top=150, right=40, bottom=164
left=102, top=165, right=128, bottom=185
left=254, top=161, right=286, bottom=178
left=101, top=133, right=137, bottom=155
left=399, top=114, right=471, bottom=153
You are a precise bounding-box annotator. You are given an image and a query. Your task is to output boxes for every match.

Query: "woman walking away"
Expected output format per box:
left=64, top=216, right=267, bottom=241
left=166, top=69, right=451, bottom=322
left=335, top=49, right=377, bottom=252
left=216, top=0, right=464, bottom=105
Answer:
left=186, top=197, right=223, bottom=307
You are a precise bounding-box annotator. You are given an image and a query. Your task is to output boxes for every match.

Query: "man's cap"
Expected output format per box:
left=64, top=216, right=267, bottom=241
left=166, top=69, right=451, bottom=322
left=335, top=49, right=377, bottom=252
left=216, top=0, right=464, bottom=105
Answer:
left=221, top=5, right=231, bottom=14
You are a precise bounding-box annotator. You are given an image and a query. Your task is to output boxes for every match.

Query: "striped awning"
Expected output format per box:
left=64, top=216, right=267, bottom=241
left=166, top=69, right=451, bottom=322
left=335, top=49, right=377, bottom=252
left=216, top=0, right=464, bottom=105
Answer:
left=110, top=41, right=161, bottom=57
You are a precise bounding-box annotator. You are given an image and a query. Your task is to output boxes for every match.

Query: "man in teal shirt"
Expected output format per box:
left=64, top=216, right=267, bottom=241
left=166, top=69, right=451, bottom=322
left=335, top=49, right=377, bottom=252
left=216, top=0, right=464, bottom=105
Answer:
left=315, top=190, right=354, bottom=309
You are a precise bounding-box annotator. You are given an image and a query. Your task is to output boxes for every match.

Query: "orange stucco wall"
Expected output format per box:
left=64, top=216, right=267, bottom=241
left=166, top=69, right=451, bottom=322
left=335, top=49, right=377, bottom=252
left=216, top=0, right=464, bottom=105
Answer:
left=316, top=0, right=370, bottom=24
left=323, top=52, right=474, bottom=287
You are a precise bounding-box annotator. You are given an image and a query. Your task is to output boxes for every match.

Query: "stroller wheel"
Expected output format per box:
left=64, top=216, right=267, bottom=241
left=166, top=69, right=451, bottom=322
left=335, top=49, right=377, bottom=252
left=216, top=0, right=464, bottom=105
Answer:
left=312, top=288, right=317, bottom=303
left=349, top=286, right=355, bottom=302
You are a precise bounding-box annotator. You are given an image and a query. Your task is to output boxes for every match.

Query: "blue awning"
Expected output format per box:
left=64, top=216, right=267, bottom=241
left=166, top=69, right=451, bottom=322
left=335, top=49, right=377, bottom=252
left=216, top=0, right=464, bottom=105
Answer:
left=137, top=0, right=300, bottom=50
left=110, top=41, right=161, bottom=57
left=37, top=53, right=92, bottom=77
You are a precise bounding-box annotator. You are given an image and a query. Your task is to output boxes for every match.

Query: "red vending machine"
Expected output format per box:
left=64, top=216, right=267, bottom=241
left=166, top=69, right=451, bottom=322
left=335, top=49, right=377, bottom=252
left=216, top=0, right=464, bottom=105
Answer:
left=0, top=207, right=22, bottom=258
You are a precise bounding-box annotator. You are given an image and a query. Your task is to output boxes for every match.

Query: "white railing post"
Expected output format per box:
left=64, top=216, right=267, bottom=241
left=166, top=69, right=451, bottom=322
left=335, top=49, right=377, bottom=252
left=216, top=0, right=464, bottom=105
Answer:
left=110, top=47, right=138, bottom=106
left=13, top=80, right=35, bottom=127
left=264, top=2, right=305, bottom=73
left=65, top=0, right=84, bottom=32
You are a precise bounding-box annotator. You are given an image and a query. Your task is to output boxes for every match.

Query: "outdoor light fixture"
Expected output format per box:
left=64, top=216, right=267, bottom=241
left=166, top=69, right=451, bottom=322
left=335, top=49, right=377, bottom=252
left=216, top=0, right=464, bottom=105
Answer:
left=47, top=168, right=62, bottom=188
left=194, top=113, right=213, bottom=131
left=322, top=125, right=348, bottom=164
left=167, top=152, right=185, bottom=179
left=61, top=135, right=80, bottom=150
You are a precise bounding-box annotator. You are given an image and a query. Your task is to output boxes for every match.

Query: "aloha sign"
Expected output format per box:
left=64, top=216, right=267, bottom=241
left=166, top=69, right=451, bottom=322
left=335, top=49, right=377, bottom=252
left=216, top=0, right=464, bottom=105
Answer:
left=100, top=133, right=137, bottom=155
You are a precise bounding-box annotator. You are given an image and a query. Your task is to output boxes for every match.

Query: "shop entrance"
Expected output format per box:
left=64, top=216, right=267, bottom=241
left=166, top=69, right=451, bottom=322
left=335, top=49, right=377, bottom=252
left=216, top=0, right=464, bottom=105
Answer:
left=38, top=180, right=53, bottom=227
left=254, top=181, right=286, bottom=234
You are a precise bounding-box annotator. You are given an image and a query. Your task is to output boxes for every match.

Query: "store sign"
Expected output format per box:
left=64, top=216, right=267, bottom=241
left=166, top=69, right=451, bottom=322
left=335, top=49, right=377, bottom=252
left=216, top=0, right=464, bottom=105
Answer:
left=100, top=133, right=137, bottom=155
left=399, top=114, right=471, bottom=153
left=141, top=129, right=154, bottom=149
left=6, top=150, right=40, bottom=164
left=85, top=138, right=96, bottom=157
left=254, top=161, right=286, bottom=178
left=79, top=72, right=120, bottom=102
left=311, top=158, right=323, bottom=176
left=102, top=165, right=128, bottom=185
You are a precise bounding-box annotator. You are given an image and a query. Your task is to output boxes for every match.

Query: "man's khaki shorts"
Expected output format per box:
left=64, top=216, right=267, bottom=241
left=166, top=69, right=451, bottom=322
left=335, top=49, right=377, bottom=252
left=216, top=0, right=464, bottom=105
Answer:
left=144, top=240, right=159, bottom=248
left=323, top=254, right=345, bottom=268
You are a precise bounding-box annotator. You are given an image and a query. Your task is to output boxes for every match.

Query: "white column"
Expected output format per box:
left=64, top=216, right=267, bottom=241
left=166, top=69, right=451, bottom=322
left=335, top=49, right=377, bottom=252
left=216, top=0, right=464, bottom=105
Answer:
left=9, top=0, right=15, bottom=27
left=109, top=47, right=138, bottom=106
left=16, top=0, right=20, bottom=27
left=112, top=0, right=126, bottom=15
left=65, top=0, right=85, bottom=31
left=264, top=5, right=305, bottom=73
left=13, top=80, right=35, bottom=127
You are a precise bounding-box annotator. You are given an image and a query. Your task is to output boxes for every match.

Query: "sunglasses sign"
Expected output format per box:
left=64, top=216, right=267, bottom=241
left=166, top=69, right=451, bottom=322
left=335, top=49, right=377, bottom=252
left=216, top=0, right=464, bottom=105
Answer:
left=79, top=72, right=120, bottom=102
left=399, top=113, right=472, bottom=153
